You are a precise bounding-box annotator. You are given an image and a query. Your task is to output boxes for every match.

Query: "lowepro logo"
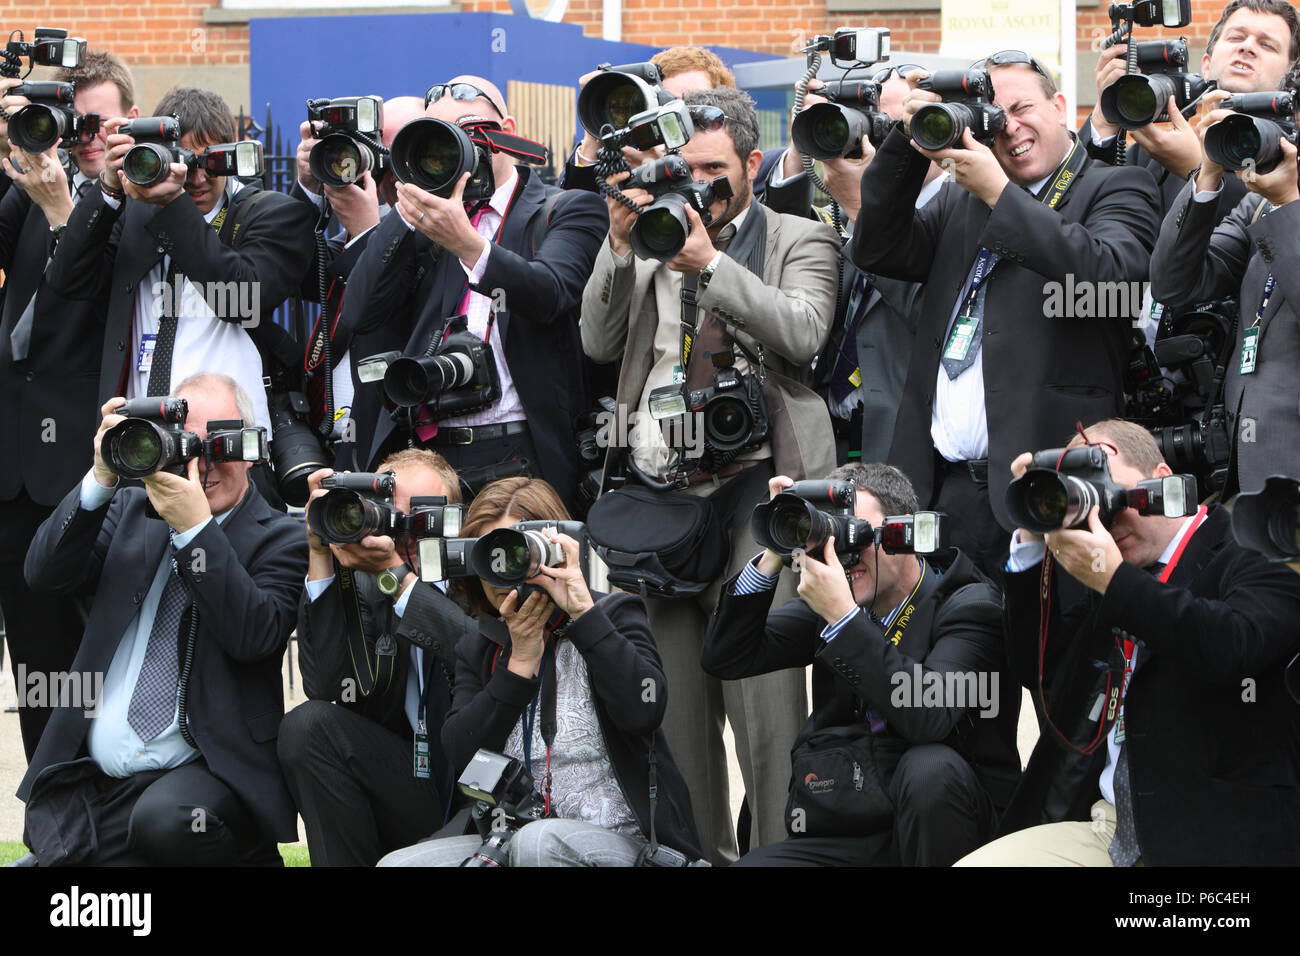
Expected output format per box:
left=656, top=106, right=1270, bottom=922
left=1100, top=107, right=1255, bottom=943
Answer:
left=804, top=773, right=836, bottom=794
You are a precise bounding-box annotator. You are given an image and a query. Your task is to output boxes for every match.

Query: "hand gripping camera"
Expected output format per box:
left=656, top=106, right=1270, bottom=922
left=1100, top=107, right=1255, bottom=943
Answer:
left=1204, top=91, right=1298, bottom=175
left=121, top=116, right=264, bottom=188
left=791, top=80, right=895, bottom=161
left=306, top=95, right=387, bottom=188
left=752, top=480, right=946, bottom=568
left=621, top=153, right=735, bottom=261
left=101, top=397, right=266, bottom=480
left=7, top=81, right=98, bottom=153
left=1005, top=444, right=1198, bottom=535
left=911, top=70, right=1007, bottom=150
left=1098, top=0, right=1202, bottom=131
left=358, top=314, right=502, bottom=424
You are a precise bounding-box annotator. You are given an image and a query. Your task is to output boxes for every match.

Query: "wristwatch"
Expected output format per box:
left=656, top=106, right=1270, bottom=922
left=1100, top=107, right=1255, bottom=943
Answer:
left=697, top=251, right=723, bottom=292
left=377, top=562, right=411, bottom=597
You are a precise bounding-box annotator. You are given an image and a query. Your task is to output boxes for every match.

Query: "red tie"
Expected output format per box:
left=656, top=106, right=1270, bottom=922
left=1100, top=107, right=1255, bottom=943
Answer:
left=416, top=205, right=488, bottom=442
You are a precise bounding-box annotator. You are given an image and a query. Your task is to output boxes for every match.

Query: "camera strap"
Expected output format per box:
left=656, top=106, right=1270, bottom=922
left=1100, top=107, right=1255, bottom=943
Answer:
left=334, top=562, right=396, bottom=697
left=520, top=639, right=557, bottom=815
left=678, top=205, right=768, bottom=376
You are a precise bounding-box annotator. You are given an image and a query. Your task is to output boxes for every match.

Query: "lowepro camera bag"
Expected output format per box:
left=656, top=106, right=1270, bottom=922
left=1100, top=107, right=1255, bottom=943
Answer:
left=584, top=485, right=731, bottom=599
left=785, top=724, right=906, bottom=838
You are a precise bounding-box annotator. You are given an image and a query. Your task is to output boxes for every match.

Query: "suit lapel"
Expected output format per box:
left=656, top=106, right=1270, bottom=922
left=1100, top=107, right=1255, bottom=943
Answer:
left=491, top=168, right=543, bottom=349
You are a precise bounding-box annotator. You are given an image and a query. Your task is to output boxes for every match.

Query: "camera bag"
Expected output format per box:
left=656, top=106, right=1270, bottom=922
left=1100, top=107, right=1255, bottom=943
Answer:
left=584, top=484, right=731, bottom=599
left=784, top=723, right=905, bottom=837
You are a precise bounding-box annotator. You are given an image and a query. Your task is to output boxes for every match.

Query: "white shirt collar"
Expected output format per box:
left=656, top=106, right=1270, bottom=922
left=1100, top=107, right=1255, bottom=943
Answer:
left=1156, top=512, right=1201, bottom=567
left=485, top=167, right=519, bottom=217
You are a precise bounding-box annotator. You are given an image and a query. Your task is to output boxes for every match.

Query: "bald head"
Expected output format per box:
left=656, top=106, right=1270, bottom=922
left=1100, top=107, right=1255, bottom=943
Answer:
left=382, top=95, right=427, bottom=148
left=436, top=75, right=508, bottom=120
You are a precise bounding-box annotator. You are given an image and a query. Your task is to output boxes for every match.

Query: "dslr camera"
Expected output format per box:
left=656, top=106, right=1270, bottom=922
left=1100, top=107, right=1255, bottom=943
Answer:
left=419, top=519, right=585, bottom=595
left=306, top=95, right=387, bottom=188
left=577, top=61, right=696, bottom=151
left=1231, top=475, right=1300, bottom=563
left=792, top=80, right=895, bottom=160
left=389, top=114, right=548, bottom=202
left=1005, top=444, right=1197, bottom=534
left=1098, top=0, right=1202, bottom=131
left=1203, top=91, right=1298, bottom=175
left=121, top=116, right=264, bottom=188
left=621, top=153, right=734, bottom=261
left=911, top=70, right=1007, bottom=150
left=752, top=479, right=946, bottom=568
left=1, top=27, right=85, bottom=78
left=358, top=314, right=502, bottom=422
left=305, top=471, right=399, bottom=545
left=458, top=750, right=547, bottom=867
left=7, top=81, right=98, bottom=153
left=649, top=355, right=768, bottom=479
left=101, top=397, right=266, bottom=479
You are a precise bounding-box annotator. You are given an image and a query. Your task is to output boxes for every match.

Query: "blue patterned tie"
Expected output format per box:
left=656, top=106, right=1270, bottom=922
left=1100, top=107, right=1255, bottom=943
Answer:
left=128, top=549, right=190, bottom=742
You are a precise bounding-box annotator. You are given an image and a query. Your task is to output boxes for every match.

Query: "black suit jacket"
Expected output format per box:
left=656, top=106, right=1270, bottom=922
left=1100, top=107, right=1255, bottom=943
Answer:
left=20, top=479, right=309, bottom=843
left=0, top=184, right=105, bottom=504
left=703, top=549, right=1023, bottom=811
left=853, top=128, right=1162, bottom=528
left=44, top=183, right=315, bottom=402
left=297, top=572, right=472, bottom=749
left=1000, top=507, right=1300, bottom=864
left=340, top=166, right=608, bottom=506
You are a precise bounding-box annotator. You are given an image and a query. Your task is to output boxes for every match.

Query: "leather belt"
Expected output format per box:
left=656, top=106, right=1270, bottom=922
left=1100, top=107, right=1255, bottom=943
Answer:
left=425, top=420, right=529, bottom=446
left=936, top=453, right=988, bottom=486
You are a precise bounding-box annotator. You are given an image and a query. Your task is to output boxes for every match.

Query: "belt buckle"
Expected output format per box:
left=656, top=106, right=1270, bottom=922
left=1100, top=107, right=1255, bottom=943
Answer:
left=447, top=427, right=474, bottom=445
left=966, top=459, right=987, bottom=485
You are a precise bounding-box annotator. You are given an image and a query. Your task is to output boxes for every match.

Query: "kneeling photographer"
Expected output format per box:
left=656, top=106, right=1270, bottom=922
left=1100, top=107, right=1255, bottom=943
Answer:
left=958, top=419, right=1300, bottom=865
left=278, top=448, right=476, bottom=866
left=702, top=464, right=1021, bottom=866
left=378, top=477, right=700, bottom=866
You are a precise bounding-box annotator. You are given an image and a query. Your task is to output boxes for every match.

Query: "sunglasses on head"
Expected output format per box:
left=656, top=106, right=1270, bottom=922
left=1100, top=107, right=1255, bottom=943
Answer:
left=975, top=50, right=1051, bottom=79
left=871, top=63, right=926, bottom=84
left=688, top=105, right=726, bottom=132
left=423, top=83, right=505, bottom=119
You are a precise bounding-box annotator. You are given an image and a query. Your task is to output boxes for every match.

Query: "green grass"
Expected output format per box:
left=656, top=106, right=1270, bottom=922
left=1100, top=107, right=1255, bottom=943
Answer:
left=0, top=840, right=312, bottom=866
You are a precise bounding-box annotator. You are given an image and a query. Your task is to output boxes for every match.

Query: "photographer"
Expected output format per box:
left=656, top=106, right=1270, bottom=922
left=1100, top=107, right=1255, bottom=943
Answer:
left=581, top=86, right=838, bottom=861
left=1148, top=73, right=1300, bottom=497
left=0, top=51, right=138, bottom=760
left=853, top=55, right=1161, bottom=582
left=16, top=373, right=308, bottom=866
left=378, top=477, right=700, bottom=867
left=702, top=465, right=1020, bottom=866
left=43, top=87, right=315, bottom=446
left=778, top=68, right=947, bottom=465
left=340, top=75, right=607, bottom=509
left=958, top=419, right=1300, bottom=865
left=278, top=449, right=476, bottom=866
left=293, top=95, right=426, bottom=469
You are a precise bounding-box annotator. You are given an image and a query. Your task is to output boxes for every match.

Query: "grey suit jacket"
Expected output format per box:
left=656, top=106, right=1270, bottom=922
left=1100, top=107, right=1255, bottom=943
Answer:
left=1149, top=182, right=1300, bottom=494
left=581, top=202, right=840, bottom=484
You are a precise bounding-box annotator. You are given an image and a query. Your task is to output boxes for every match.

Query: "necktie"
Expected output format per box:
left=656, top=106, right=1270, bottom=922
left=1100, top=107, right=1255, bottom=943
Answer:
left=828, top=272, right=874, bottom=404
left=941, top=249, right=999, bottom=380
left=147, top=256, right=181, bottom=397
left=415, top=205, right=487, bottom=442
left=1108, top=559, right=1164, bottom=865
left=128, top=552, right=191, bottom=742
left=10, top=178, right=97, bottom=362
left=683, top=228, right=734, bottom=394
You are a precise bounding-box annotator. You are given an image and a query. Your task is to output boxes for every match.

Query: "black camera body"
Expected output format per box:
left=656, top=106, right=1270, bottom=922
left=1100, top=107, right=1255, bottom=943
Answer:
left=649, top=360, right=768, bottom=477
left=1005, top=444, right=1197, bottom=534
left=362, top=315, right=502, bottom=424
left=1231, top=475, right=1300, bottom=562
left=305, top=471, right=399, bottom=545
left=629, top=174, right=734, bottom=261
left=469, top=519, right=587, bottom=598
left=458, top=749, right=547, bottom=867
left=1100, top=68, right=1212, bottom=131
left=306, top=95, right=387, bottom=188
left=8, top=80, right=97, bottom=153
left=267, top=389, right=330, bottom=508
left=102, top=397, right=266, bottom=480
left=578, top=61, right=678, bottom=142
left=1, top=28, right=86, bottom=78
left=1099, top=0, right=1199, bottom=131
left=912, top=70, right=1007, bottom=150
left=1204, top=91, right=1298, bottom=175
left=792, top=80, right=895, bottom=160
left=390, top=116, right=548, bottom=202
left=120, top=116, right=264, bottom=187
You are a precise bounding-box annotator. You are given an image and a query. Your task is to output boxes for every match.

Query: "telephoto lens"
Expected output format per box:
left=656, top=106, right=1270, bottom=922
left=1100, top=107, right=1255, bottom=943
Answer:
left=1231, top=476, right=1300, bottom=562
left=389, top=117, right=479, bottom=198
left=471, top=527, right=563, bottom=589
left=310, top=132, right=377, bottom=187
left=1006, top=470, right=1101, bottom=534
left=576, top=62, right=664, bottom=137
left=383, top=351, right=476, bottom=408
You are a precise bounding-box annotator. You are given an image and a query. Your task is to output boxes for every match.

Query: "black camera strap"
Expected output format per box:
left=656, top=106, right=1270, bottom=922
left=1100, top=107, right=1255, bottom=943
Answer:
left=646, top=734, right=662, bottom=856
left=678, top=204, right=768, bottom=374
left=519, top=638, right=558, bottom=815
left=334, top=562, right=396, bottom=697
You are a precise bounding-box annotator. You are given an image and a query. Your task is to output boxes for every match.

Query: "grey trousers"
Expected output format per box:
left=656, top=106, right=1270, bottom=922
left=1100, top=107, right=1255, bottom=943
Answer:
left=377, top=819, right=648, bottom=867
left=647, top=463, right=808, bottom=864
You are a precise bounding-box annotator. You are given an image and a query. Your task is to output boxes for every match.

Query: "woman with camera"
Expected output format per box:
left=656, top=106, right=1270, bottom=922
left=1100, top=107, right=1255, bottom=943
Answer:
left=378, top=476, right=701, bottom=866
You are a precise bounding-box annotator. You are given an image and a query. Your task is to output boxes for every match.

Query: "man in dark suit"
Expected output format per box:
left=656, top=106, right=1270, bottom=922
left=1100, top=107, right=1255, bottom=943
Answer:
left=278, top=448, right=476, bottom=866
left=959, top=419, right=1300, bottom=865
left=43, top=87, right=315, bottom=442
left=17, top=373, right=308, bottom=866
left=0, top=51, right=139, bottom=760
left=1149, top=88, right=1300, bottom=497
left=704, top=463, right=1021, bottom=866
left=293, top=95, right=426, bottom=470
left=853, top=57, right=1161, bottom=581
left=341, top=75, right=607, bottom=509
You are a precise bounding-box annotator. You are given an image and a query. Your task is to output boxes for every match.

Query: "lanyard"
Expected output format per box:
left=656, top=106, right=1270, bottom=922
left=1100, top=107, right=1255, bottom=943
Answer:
left=519, top=639, right=556, bottom=775
left=881, top=559, right=928, bottom=647
left=961, top=248, right=996, bottom=313
left=1252, top=273, right=1276, bottom=329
